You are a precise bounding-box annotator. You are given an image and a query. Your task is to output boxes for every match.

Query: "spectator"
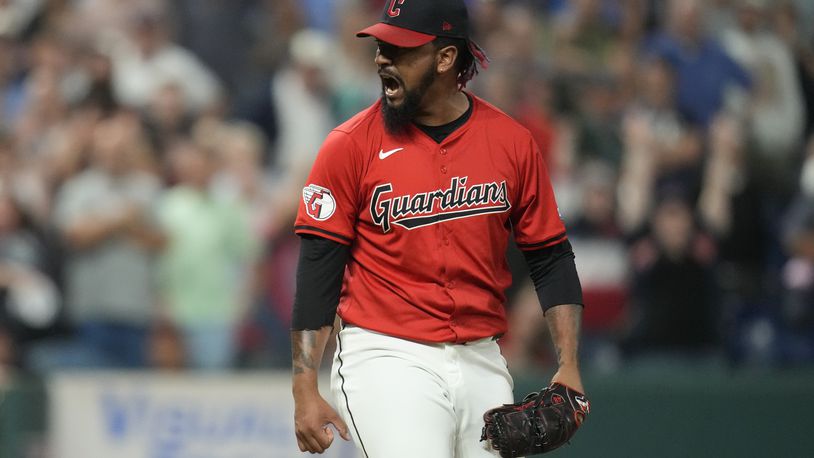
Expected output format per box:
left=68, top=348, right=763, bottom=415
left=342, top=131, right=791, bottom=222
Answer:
left=628, top=57, right=698, bottom=174
left=720, top=0, right=804, bottom=198
left=0, top=0, right=42, bottom=38
left=0, top=36, right=26, bottom=128
left=772, top=0, right=814, bottom=139
left=75, top=46, right=117, bottom=116
left=142, top=82, right=194, bottom=156
left=550, top=0, right=624, bottom=78
left=44, top=112, right=164, bottom=369
left=0, top=192, right=60, bottom=370
left=332, top=0, right=379, bottom=123
left=0, top=327, right=12, bottom=380
left=215, top=0, right=305, bottom=149
left=261, top=30, right=337, bottom=335
left=647, top=0, right=752, bottom=128
left=211, top=121, right=276, bottom=239
left=157, top=139, right=257, bottom=370
left=572, top=73, right=624, bottom=168
left=569, top=161, right=629, bottom=371
left=571, top=162, right=628, bottom=304
left=270, top=29, right=336, bottom=187
left=782, top=221, right=814, bottom=362
left=624, top=194, right=719, bottom=357
left=780, top=135, right=814, bottom=362
left=0, top=129, right=49, bottom=225
left=514, top=71, right=559, bottom=170
left=170, top=0, right=257, bottom=93
left=207, top=122, right=286, bottom=367
left=617, top=57, right=704, bottom=235
left=699, top=117, right=768, bottom=295
left=71, top=0, right=162, bottom=44
left=13, top=35, right=72, bottom=159
left=36, top=105, right=102, bottom=201
left=110, top=8, right=222, bottom=114
left=501, top=280, right=554, bottom=372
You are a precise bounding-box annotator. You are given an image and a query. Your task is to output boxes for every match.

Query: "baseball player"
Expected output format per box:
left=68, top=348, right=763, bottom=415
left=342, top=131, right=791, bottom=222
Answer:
left=291, top=0, right=588, bottom=456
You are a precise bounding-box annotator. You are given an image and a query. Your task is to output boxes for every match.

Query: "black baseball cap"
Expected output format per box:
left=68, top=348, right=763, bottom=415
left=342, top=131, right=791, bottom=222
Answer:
left=357, top=0, right=472, bottom=48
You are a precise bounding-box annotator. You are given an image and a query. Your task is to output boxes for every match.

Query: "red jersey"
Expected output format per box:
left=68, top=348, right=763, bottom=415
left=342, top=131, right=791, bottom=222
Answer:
left=295, top=94, right=566, bottom=343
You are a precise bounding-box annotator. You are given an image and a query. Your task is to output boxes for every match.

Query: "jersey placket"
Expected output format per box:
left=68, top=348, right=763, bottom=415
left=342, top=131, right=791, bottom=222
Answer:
left=437, top=141, right=461, bottom=340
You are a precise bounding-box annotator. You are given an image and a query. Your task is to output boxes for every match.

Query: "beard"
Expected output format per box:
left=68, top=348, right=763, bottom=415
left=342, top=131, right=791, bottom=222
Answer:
left=380, top=66, right=437, bottom=137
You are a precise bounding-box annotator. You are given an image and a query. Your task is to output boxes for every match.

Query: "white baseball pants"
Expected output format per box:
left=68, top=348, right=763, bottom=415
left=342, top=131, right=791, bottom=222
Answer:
left=331, top=325, right=514, bottom=458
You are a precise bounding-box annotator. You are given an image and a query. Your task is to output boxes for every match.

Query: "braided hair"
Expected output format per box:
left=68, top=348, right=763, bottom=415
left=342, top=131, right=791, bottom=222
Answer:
left=433, top=37, right=489, bottom=89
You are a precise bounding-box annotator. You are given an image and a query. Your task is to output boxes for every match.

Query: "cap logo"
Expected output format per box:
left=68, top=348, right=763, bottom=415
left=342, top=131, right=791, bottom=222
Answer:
left=387, top=0, right=406, bottom=17
left=442, top=21, right=453, bottom=32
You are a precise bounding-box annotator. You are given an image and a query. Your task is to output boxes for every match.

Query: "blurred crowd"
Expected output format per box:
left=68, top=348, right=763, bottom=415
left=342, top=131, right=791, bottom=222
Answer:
left=0, top=0, right=813, bottom=378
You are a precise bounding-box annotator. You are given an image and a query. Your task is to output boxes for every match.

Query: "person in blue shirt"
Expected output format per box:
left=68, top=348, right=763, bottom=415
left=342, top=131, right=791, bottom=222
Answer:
left=646, top=0, right=751, bottom=129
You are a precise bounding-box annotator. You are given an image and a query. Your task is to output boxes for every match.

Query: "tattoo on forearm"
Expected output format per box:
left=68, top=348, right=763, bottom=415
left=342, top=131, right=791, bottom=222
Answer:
left=546, top=304, right=582, bottom=366
left=553, top=343, right=565, bottom=366
left=292, top=331, right=318, bottom=375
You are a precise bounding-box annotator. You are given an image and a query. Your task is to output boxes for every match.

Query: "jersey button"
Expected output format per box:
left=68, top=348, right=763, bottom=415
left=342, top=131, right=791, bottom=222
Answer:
left=443, top=238, right=450, bottom=246
left=440, top=148, right=448, bottom=155
left=441, top=166, right=448, bottom=174
left=447, top=281, right=456, bottom=289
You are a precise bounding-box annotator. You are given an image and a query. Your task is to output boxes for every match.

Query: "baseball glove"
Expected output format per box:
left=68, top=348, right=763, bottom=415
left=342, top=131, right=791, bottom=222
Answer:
left=481, top=383, right=589, bottom=457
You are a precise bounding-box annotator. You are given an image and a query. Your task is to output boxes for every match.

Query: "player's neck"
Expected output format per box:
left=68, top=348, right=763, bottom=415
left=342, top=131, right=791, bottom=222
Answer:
left=413, top=87, right=469, bottom=127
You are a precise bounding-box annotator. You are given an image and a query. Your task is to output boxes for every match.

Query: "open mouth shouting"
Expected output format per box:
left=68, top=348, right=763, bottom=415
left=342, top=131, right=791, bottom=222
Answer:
left=380, top=72, right=404, bottom=102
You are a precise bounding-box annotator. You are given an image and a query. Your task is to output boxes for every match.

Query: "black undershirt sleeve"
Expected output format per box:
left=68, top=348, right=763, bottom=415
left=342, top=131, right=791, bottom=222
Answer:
left=523, top=239, right=584, bottom=313
left=291, top=234, right=350, bottom=330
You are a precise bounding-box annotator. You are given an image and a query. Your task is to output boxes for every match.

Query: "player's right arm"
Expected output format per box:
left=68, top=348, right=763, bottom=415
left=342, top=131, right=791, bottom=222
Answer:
left=292, top=327, right=350, bottom=453
left=291, top=235, right=352, bottom=453
left=291, top=129, right=361, bottom=453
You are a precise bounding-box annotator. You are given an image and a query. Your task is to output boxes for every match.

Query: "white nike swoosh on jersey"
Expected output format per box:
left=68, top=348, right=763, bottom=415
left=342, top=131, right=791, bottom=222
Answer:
left=378, top=147, right=404, bottom=159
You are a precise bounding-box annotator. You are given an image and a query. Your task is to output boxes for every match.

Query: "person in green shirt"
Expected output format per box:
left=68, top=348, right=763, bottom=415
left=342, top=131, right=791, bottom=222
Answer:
left=157, top=140, right=257, bottom=370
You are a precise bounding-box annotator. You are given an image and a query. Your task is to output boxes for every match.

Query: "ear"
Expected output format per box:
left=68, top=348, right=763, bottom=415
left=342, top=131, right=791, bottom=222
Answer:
left=435, top=45, right=459, bottom=74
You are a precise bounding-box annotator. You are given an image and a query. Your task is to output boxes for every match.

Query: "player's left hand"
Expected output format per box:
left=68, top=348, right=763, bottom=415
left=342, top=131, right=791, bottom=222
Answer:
left=481, top=382, right=589, bottom=457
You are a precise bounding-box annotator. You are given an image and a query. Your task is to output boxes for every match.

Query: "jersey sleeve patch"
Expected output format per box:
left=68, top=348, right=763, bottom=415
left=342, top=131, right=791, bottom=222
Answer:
left=303, top=184, right=337, bottom=222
